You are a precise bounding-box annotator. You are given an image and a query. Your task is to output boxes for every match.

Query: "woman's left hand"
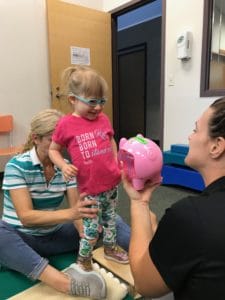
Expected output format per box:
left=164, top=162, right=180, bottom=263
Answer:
left=75, top=194, right=98, bottom=219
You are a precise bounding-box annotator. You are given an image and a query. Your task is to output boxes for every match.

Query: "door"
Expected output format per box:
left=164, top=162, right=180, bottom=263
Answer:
left=46, top=0, right=113, bottom=121
left=117, top=44, right=146, bottom=140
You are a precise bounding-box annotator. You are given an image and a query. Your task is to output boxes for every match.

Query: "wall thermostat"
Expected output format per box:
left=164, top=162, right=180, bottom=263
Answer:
left=177, top=31, right=191, bottom=60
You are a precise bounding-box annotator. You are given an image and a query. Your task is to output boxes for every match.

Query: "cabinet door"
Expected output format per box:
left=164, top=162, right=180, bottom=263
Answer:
left=46, top=0, right=112, bottom=121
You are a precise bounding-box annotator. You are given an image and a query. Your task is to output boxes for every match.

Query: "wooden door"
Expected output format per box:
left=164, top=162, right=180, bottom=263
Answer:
left=46, top=0, right=113, bottom=121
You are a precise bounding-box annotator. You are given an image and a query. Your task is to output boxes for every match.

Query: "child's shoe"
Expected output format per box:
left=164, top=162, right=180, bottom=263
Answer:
left=77, top=255, right=93, bottom=271
left=104, top=245, right=129, bottom=264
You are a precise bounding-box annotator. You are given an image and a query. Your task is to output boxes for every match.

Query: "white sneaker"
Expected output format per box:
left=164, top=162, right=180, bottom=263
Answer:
left=64, top=263, right=107, bottom=299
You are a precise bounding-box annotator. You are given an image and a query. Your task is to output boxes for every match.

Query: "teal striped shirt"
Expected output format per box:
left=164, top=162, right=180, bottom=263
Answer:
left=2, top=147, right=77, bottom=236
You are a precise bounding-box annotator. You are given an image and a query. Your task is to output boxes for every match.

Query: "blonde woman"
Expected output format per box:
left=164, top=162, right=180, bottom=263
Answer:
left=0, top=109, right=107, bottom=298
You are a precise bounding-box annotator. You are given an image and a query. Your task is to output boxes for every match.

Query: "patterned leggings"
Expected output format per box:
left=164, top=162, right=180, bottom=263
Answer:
left=79, top=187, right=118, bottom=258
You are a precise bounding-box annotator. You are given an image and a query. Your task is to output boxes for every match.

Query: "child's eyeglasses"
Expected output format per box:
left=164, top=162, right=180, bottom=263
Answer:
left=70, top=93, right=107, bottom=107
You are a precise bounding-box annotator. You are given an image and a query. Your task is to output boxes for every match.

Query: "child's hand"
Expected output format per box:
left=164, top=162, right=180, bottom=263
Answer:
left=62, top=163, right=78, bottom=181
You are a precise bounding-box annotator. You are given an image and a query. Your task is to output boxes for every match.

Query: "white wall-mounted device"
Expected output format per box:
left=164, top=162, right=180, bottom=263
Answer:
left=177, top=31, right=191, bottom=60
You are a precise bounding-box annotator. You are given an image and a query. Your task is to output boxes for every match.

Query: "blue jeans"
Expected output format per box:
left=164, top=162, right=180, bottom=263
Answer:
left=0, top=215, right=130, bottom=280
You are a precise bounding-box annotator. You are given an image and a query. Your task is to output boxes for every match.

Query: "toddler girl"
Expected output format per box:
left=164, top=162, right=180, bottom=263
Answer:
left=49, top=65, right=128, bottom=271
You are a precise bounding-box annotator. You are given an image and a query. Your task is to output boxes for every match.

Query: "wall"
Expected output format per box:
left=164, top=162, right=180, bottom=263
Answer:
left=0, top=0, right=50, bottom=171
left=103, top=0, right=141, bottom=12
left=163, top=0, right=218, bottom=150
left=61, top=0, right=103, bottom=11
left=61, top=0, right=140, bottom=12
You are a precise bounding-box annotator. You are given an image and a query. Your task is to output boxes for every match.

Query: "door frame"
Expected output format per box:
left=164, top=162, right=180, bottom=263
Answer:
left=111, top=0, right=166, bottom=148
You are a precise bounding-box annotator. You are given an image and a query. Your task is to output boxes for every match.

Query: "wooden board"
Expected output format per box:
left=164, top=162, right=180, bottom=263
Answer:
left=93, top=247, right=140, bottom=298
left=9, top=263, right=129, bottom=300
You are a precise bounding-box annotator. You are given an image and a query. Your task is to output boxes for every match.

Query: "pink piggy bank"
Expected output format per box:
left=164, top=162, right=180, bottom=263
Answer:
left=118, top=134, right=163, bottom=190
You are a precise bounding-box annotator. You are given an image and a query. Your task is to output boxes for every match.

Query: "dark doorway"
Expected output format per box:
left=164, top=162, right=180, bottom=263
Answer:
left=111, top=0, right=165, bottom=148
left=118, top=44, right=146, bottom=138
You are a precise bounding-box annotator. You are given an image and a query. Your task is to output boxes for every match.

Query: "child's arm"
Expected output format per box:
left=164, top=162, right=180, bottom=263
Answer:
left=49, top=141, right=78, bottom=181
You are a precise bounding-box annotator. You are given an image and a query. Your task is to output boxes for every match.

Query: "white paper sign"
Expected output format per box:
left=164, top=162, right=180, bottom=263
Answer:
left=70, top=46, right=90, bottom=65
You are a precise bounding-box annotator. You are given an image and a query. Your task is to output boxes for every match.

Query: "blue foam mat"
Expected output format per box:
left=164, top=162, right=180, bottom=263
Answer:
left=170, top=144, right=189, bottom=155
left=162, top=165, right=205, bottom=191
left=163, top=151, right=186, bottom=166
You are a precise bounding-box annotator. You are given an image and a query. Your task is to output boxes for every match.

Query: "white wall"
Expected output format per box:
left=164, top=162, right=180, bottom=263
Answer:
left=61, top=0, right=103, bottom=11
left=103, top=0, right=141, bottom=12
left=163, top=0, right=218, bottom=150
left=0, top=0, right=50, bottom=170
left=62, top=0, right=141, bottom=13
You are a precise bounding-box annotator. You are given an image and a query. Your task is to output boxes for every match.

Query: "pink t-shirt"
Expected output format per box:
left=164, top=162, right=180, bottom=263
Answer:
left=52, top=113, right=121, bottom=195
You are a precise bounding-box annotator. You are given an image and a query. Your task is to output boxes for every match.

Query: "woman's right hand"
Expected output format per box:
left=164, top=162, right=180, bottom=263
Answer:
left=62, top=163, right=78, bottom=181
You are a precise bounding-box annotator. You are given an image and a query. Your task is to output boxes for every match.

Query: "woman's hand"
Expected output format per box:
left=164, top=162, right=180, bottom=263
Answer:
left=70, top=194, right=98, bottom=220
left=122, top=171, right=161, bottom=204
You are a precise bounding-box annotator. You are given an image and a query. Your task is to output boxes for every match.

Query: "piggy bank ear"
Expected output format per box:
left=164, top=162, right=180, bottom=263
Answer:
left=119, top=138, right=127, bottom=149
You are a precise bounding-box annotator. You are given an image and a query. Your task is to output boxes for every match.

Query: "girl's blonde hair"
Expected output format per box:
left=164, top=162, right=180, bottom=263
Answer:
left=22, top=109, right=63, bottom=152
left=61, top=65, right=108, bottom=98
